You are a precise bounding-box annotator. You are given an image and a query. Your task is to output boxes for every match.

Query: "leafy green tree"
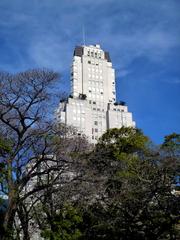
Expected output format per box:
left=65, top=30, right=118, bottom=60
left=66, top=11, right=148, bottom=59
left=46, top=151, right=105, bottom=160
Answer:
left=161, top=133, right=180, bottom=188
left=80, top=128, right=180, bottom=240
left=41, top=204, right=83, bottom=240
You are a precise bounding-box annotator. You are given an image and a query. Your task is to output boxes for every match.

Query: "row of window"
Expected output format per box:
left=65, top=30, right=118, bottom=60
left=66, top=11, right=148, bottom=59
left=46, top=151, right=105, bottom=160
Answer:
left=87, top=51, right=102, bottom=59
left=92, top=107, right=104, bottom=112
left=92, top=128, right=98, bottom=133
left=89, top=90, right=103, bottom=95
left=88, top=80, right=104, bottom=86
left=88, top=74, right=103, bottom=80
left=71, top=102, right=84, bottom=106
left=88, top=60, right=100, bottom=65
left=112, top=108, right=124, bottom=112
left=89, top=94, right=104, bottom=100
left=92, top=135, right=98, bottom=140
left=88, top=67, right=103, bottom=73
left=88, top=86, right=103, bottom=92
left=73, top=116, right=85, bottom=121
left=89, top=100, right=96, bottom=104
left=73, top=109, right=85, bottom=114
left=89, top=101, right=107, bottom=110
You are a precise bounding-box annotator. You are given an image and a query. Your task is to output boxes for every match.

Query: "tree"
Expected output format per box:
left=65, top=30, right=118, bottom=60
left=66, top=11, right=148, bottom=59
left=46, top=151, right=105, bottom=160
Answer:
left=29, top=133, right=96, bottom=240
left=0, top=69, right=63, bottom=239
left=0, top=136, right=12, bottom=239
left=161, top=133, right=180, bottom=188
left=41, top=203, right=83, bottom=240
left=81, top=128, right=180, bottom=239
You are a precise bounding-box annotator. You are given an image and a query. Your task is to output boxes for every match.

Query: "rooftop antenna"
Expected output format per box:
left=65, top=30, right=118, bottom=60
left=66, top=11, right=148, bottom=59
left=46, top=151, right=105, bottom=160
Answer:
left=82, top=25, right=86, bottom=46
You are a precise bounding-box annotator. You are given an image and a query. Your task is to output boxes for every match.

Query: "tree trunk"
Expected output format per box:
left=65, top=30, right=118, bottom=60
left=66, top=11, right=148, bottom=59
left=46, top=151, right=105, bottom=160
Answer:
left=17, top=205, right=30, bottom=240
left=2, top=195, right=17, bottom=240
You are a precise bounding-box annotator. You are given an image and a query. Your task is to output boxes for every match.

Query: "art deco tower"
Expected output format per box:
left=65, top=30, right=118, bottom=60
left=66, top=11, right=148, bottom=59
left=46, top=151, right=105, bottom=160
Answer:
left=56, top=44, right=135, bottom=143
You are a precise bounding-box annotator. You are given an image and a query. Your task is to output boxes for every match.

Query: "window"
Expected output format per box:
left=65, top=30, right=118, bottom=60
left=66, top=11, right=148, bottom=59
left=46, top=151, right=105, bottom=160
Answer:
left=88, top=60, right=91, bottom=64
left=95, top=128, right=98, bottom=132
left=93, top=101, right=96, bottom=104
left=89, top=100, right=91, bottom=104
left=94, top=121, right=98, bottom=125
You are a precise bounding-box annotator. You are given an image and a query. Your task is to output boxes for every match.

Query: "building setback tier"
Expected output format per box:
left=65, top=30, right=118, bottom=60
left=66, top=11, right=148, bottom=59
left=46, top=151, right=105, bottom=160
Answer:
left=56, top=44, right=135, bottom=143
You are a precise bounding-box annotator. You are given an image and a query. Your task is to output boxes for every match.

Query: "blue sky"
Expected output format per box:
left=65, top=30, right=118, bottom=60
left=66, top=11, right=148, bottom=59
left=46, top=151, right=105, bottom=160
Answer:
left=0, top=0, right=180, bottom=143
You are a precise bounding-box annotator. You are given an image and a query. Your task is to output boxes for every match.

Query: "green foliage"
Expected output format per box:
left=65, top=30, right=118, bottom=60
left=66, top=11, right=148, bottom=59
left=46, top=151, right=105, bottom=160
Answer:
left=82, top=128, right=180, bottom=239
left=1, top=118, right=179, bottom=239
left=97, top=127, right=149, bottom=154
left=0, top=136, right=12, bottom=155
left=162, top=133, right=180, bottom=152
left=41, top=204, right=83, bottom=240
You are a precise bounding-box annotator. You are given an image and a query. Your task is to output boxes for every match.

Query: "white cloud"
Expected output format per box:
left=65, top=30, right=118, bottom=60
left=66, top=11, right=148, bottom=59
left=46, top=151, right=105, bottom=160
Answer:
left=163, top=78, right=180, bottom=84
left=0, top=0, right=179, bottom=72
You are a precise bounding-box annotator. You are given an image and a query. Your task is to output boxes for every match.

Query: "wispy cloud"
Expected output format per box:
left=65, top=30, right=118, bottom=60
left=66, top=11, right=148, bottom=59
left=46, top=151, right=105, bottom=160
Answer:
left=0, top=0, right=179, bottom=72
left=163, top=78, right=180, bottom=84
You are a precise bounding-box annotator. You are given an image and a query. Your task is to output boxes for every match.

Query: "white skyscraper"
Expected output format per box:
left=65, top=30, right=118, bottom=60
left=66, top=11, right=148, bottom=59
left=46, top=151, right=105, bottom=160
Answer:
left=56, top=44, right=135, bottom=143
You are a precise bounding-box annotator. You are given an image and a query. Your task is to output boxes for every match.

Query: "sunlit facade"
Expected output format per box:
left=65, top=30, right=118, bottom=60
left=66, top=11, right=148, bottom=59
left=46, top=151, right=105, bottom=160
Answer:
left=56, top=44, right=135, bottom=143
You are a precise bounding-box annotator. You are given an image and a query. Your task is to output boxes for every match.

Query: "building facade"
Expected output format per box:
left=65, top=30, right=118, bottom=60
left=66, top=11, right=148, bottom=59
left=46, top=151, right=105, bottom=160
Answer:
left=56, top=44, right=135, bottom=143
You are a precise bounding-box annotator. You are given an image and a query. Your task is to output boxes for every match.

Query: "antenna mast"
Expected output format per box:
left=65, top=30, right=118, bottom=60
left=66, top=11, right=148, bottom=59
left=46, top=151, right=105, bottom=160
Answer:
left=82, top=25, right=86, bottom=46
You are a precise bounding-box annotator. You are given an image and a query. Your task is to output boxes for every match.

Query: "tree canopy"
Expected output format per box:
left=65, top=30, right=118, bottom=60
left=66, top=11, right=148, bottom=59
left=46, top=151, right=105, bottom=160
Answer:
left=0, top=69, right=179, bottom=240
